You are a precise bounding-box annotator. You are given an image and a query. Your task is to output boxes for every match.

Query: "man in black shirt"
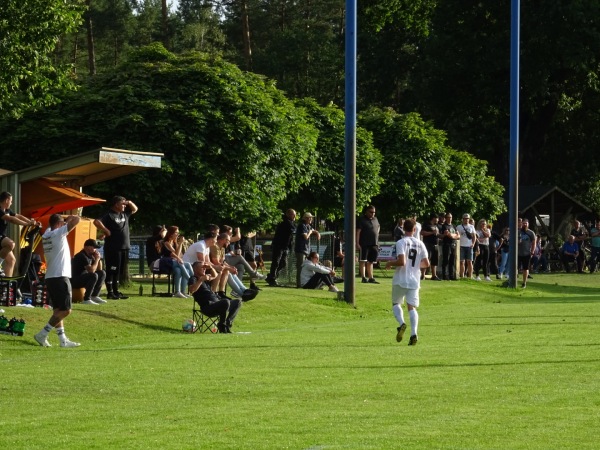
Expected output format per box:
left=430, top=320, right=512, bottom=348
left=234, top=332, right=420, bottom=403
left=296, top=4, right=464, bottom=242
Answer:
left=71, top=239, right=107, bottom=305
left=440, top=213, right=460, bottom=280
left=93, top=196, right=138, bottom=299
left=190, top=262, right=242, bottom=333
left=266, top=209, right=297, bottom=287
left=421, top=213, right=441, bottom=281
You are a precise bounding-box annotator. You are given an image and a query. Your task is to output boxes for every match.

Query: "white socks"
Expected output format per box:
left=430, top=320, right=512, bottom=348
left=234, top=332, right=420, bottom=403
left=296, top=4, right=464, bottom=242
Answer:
left=56, top=326, right=68, bottom=344
left=409, top=309, right=419, bottom=336
left=392, top=303, right=405, bottom=326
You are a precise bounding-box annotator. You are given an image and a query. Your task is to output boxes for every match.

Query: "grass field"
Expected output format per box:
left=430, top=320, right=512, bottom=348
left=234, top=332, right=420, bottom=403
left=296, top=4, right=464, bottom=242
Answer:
left=2, top=272, right=600, bottom=449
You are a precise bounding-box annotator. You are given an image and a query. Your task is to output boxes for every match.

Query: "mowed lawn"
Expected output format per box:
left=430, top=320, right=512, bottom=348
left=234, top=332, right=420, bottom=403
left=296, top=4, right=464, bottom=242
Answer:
left=1, top=272, right=599, bottom=449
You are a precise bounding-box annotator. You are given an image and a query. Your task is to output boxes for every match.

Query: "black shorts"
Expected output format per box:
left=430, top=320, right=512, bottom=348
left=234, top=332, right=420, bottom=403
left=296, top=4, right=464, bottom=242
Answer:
left=518, top=254, right=532, bottom=269
left=425, top=243, right=439, bottom=266
left=360, top=245, right=379, bottom=263
left=46, top=277, right=72, bottom=311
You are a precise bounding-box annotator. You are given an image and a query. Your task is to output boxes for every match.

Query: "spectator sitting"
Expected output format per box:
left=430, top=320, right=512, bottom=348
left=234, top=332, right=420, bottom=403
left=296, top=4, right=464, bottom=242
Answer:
left=145, top=225, right=166, bottom=269
left=222, top=225, right=266, bottom=286
left=71, top=239, right=107, bottom=305
left=189, top=262, right=242, bottom=334
left=161, top=226, right=194, bottom=298
left=212, top=232, right=258, bottom=302
left=300, top=251, right=339, bottom=293
left=561, top=235, right=579, bottom=272
left=182, top=231, right=220, bottom=290
left=531, top=235, right=549, bottom=273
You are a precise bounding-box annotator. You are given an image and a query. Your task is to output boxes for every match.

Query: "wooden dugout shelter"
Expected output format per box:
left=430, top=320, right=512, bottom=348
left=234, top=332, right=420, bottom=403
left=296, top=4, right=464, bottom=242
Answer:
left=0, top=147, right=163, bottom=267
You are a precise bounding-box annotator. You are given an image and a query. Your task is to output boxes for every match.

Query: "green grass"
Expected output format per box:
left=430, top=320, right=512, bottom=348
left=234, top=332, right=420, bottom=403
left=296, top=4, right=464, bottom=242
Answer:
left=2, top=272, right=600, bottom=449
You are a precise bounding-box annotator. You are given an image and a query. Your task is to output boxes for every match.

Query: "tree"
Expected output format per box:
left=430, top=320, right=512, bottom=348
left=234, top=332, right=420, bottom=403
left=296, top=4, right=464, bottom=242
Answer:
left=359, top=107, right=505, bottom=227
left=286, top=98, right=383, bottom=221
left=0, top=44, right=320, bottom=234
left=0, top=0, right=85, bottom=118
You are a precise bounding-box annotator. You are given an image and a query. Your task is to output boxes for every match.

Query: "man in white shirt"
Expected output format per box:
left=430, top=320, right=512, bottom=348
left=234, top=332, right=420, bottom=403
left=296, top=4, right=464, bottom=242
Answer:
left=183, top=231, right=221, bottom=290
left=34, top=214, right=81, bottom=348
left=385, top=219, right=430, bottom=346
left=457, top=213, right=477, bottom=279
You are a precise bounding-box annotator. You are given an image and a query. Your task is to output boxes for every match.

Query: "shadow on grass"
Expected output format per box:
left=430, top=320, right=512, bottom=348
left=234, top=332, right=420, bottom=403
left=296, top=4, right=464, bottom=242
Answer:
left=78, top=309, right=179, bottom=334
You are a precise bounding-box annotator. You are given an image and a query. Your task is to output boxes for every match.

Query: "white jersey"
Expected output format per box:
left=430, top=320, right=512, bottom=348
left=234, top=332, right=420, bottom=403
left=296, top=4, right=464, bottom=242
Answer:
left=393, top=236, right=428, bottom=289
left=183, top=240, right=209, bottom=264
left=42, top=225, right=71, bottom=279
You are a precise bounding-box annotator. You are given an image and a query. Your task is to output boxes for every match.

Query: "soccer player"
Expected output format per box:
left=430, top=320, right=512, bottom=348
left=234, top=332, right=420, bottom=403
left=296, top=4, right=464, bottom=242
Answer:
left=385, top=218, right=430, bottom=346
left=34, top=214, right=81, bottom=348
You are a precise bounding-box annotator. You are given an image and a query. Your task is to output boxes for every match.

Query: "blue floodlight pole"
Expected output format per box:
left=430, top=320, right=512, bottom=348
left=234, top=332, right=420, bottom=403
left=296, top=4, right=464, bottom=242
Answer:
left=508, top=0, right=520, bottom=288
left=343, top=0, right=357, bottom=305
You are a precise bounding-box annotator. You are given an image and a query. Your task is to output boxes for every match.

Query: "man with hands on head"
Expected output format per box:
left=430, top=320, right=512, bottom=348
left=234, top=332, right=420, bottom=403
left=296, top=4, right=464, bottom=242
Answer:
left=93, top=196, right=138, bottom=300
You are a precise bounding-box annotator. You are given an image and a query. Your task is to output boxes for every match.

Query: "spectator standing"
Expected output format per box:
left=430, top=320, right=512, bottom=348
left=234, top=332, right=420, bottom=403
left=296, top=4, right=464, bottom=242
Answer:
left=93, top=196, right=138, bottom=299
left=34, top=214, right=81, bottom=348
left=71, top=239, right=107, bottom=305
left=393, top=218, right=405, bottom=241
left=570, top=220, right=587, bottom=273
left=440, top=213, right=459, bottom=280
left=295, top=212, right=320, bottom=287
left=0, top=191, right=40, bottom=277
left=421, top=213, right=441, bottom=281
left=385, top=219, right=430, bottom=346
left=497, top=227, right=510, bottom=279
left=589, top=219, right=600, bottom=273
left=457, top=213, right=477, bottom=279
left=266, top=209, right=297, bottom=287
left=356, top=205, right=381, bottom=284
left=473, top=219, right=492, bottom=281
left=518, top=219, right=536, bottom=288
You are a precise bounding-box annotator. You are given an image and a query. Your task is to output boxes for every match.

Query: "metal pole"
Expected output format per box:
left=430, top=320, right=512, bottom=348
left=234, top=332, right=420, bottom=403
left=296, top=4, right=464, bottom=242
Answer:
left=343, top=0, right=357, bottom=305
left=508, top=0, right=520, bottom=288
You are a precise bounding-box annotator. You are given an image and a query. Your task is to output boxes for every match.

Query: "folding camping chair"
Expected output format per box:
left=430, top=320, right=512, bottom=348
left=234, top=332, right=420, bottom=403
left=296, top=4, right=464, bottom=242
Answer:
left=192, top=296, right=219, bottom=334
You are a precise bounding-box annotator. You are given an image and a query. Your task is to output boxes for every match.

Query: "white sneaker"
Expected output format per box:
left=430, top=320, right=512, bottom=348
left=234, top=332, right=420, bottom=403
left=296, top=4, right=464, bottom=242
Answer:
left=475, top=276, right=481, bottom=281
left=91, top=296, right=107, bottom=304
left=255, top=273, right=267, bottom=280
left=82, top=299, right=99, bottom=305
left=174, top=292, right=187, bottom=298
left=34, top=332, right=52, bottom=347
left=60, top=339, right=81, bottom=348
left=484, top=276, right=492, bottom=282
left=328, top=285, right=339, bottom=293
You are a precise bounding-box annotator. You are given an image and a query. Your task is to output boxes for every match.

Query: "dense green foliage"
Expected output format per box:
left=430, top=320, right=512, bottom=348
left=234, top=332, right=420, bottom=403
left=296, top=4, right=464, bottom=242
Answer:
left=360, top=108, right=505, bottom=223
left=0, top=0, right=85, bottom=118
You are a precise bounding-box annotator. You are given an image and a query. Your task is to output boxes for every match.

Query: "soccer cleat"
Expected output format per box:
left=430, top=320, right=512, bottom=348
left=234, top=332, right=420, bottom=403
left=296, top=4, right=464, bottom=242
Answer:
left=396, top=323, right=407, bottom=342
left=82, top=299, right=99, bottom=305
left=60, top=339, right=81, bottom=348
left=91, top=296, right=107, bottom=304
left=34, top=332, right=52, bottom=347
left=408, top=335, right=418, bottom=346
left=368, top=278, right=380, bottom=284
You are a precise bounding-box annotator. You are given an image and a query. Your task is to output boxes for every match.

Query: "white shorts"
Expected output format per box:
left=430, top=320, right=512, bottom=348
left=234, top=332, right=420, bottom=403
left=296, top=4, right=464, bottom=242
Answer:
left=392, top=284, right=420, bottom=308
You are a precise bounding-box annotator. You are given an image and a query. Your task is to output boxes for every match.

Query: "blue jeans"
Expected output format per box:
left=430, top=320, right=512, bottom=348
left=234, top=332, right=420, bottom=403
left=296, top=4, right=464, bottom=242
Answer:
left=173, top=261, right=193, bottom=293
left=498, top=251, right=509, bottom=275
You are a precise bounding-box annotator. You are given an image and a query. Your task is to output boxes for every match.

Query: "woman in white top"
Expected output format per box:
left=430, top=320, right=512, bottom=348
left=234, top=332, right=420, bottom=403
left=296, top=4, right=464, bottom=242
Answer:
left=473, top=219, right=492, bottom=281
left=300, top=251, right=339, bottom=292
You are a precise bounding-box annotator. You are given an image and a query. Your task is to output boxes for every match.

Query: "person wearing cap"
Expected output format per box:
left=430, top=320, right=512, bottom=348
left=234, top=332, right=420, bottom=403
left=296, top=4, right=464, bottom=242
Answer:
left=457, top=213, right=477, bottom=279
left=295, top=212, right=320, bottom=287
left=440, top=213, right=459, bottom=280
left=34, top=214, right=81, bottom=348
left=71, top=238, right=107, bottom=305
